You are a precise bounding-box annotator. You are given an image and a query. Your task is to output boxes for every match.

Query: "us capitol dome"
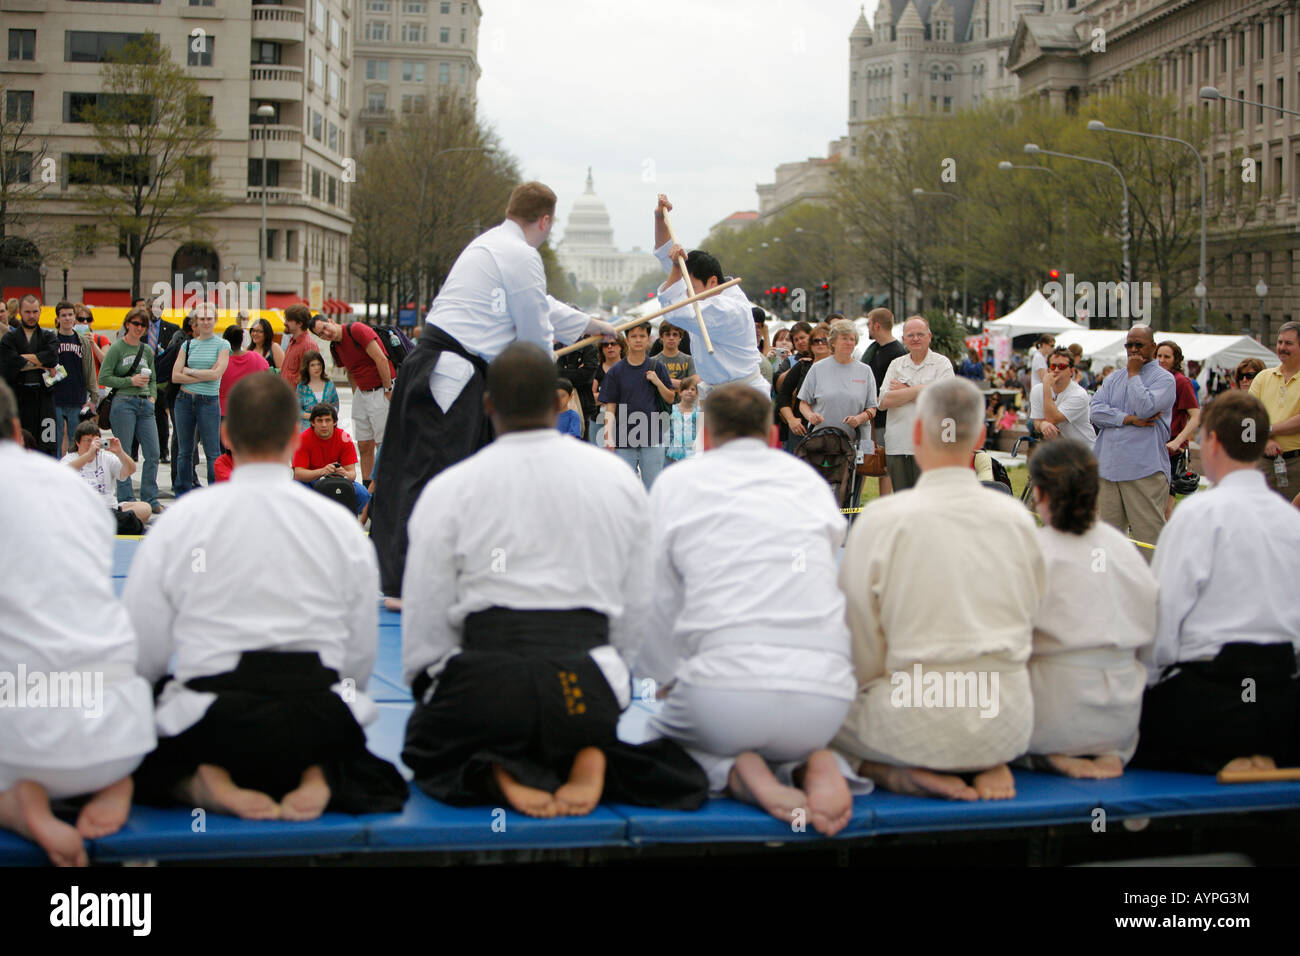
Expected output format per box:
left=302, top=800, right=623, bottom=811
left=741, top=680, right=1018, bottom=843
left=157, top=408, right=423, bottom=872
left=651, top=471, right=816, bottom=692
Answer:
left=555, top=168, right=658, bottom=298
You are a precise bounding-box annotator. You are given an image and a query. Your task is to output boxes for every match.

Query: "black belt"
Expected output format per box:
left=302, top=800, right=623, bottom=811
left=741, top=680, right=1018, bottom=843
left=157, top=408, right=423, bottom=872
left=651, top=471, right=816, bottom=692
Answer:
left=1266, top=449, right=1300, bottom=461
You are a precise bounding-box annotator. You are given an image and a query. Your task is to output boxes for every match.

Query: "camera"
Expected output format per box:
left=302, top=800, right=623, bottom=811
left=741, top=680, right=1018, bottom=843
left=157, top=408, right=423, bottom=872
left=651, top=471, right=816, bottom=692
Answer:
left=100, top=438, right=110, bottom=449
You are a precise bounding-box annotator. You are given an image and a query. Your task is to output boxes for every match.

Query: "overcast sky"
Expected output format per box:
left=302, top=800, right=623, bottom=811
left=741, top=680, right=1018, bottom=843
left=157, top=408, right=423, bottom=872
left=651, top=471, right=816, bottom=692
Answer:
left=477, top=0, right=878, bottom=251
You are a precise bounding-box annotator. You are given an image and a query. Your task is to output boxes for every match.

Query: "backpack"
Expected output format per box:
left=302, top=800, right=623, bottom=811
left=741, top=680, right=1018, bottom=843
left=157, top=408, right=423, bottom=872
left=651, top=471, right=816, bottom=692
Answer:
left=333, top=322, right=414, bottom=371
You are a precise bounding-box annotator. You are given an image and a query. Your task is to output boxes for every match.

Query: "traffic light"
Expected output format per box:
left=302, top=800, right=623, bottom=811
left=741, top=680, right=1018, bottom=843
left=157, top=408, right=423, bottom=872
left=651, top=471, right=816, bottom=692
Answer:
left=819, top=282, right=831, bottom=314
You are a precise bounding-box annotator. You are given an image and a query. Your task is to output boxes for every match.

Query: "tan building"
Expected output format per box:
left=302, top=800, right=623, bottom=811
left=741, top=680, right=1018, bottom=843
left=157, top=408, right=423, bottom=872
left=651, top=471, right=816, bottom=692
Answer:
left=756, top=140, right=847, bottom=222
left=352, top=0, right=480, bottom=147
left=1, top=0, right=353, bottom=311
left=1009, top=0, right=1300, bottom=335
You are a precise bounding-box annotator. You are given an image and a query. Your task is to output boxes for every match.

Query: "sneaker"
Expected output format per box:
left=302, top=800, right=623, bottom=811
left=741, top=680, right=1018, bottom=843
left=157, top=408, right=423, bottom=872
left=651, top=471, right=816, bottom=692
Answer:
left=150, top=502, right=165, bottom=515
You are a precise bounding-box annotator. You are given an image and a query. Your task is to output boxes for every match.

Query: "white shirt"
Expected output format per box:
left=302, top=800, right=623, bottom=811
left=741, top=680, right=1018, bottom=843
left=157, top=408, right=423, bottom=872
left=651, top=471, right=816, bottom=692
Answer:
left=637, top=438, right=855, bottom=700
left=878, top=349, right=955, bottom=455
left=60, top=449, right=123, bottom=509
left=0, top=443, right=156, bottom=768
left=1031, top=349, right=1048, bottom=383
left=424, top=219, right=591, bottom=362
left=1030, top=380, right=1096, bottom=446
left=654, top=240, right=762, bottom=389
left=401, top=429, right=652, bottom=704
left=1143, top=468, right=1300, bottom=682
left=123, top=463, right=381, bottom=736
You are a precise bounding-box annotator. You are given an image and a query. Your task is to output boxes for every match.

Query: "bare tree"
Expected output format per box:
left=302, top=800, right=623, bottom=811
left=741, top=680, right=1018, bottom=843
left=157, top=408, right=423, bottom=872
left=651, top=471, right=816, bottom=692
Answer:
left=0, top=78, right=51, bottom=241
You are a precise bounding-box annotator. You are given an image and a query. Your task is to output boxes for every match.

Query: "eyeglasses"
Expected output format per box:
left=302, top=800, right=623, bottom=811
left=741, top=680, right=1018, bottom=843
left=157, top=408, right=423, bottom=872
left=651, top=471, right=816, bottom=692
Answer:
left=1239, top=372, right=1257, bottom=382
left=1124, top=341, right=1146, bottom=350
left=809, top=337, right=828, bottom=345
left=126, top=322, right=147, bottom=329
left=1048, top=363, right=1071, bottom=371
left=903, top=332, right=928, bottom=339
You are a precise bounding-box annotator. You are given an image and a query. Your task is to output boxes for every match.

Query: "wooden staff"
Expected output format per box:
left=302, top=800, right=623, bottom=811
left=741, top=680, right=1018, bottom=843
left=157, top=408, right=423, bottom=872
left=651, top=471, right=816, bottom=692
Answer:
left=555, top=277, right=742, bottom=357
left=660, top=208, right=715, bottom=354
left=1217, top=767, right=1300, bottom=784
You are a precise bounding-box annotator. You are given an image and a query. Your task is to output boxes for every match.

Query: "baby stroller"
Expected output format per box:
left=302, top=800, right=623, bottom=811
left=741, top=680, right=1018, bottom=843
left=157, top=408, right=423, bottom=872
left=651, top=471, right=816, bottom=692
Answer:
left=793, top=425, right=865, bottom=514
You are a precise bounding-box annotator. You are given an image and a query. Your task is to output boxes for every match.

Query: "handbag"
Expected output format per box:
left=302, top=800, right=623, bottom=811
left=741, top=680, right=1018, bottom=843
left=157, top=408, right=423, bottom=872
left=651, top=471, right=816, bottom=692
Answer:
left=856, top=446, right=887, bottom=477
left=98, top=344, right=146, bottom=430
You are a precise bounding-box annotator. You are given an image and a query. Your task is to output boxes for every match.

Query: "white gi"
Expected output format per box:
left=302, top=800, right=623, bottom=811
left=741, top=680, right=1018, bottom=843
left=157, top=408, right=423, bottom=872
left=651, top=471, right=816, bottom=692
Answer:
left=1142, top=468, right=1300, bottom=679
left=0, top=443, right=155, bottom=797
left=1028, top=521, right=1155, bottom=763
left=636, top=438, right=861, bottom=792
left=423, top=219, right=593, bottom=411
left=123, top=463, right=381, bottom=738
left=401, top=429, right=651, bottom=703
left=835, top=467, right=1044, bottom=772
left=653, top=241, right=766, bottom=398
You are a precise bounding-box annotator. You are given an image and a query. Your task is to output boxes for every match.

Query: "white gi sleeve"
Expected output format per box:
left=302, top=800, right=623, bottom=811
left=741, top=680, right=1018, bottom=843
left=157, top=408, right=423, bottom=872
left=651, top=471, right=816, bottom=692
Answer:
left=635, top=477, right=686, bottom=686
left=1142, top=506, right=1208, bottom=683
left=546, top=296, right=593, bottom=346
left=122, top=515, right=179, bottom=685
left=506, top=255, right=556, bottom=353
left=341, top=525, right=380, bottom=692
left=400, top=479, right=464, bottom=688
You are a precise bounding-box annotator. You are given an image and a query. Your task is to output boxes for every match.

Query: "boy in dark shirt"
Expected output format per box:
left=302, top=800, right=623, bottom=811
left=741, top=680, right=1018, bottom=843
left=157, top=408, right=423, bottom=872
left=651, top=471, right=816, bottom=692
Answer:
left=598, top=322, right=676, bottom=489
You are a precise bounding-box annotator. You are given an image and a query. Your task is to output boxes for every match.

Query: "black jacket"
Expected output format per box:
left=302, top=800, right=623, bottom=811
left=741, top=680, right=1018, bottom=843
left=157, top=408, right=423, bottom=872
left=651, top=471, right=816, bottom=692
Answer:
left=0, top=325, right=59, bottom=388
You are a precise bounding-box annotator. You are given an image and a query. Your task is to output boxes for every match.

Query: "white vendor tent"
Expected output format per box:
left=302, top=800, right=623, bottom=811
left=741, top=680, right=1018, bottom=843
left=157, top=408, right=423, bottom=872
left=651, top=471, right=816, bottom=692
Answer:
left=1056, top=329, right=1278, bottom=375
left=984, top=291, right=1084, bottom=338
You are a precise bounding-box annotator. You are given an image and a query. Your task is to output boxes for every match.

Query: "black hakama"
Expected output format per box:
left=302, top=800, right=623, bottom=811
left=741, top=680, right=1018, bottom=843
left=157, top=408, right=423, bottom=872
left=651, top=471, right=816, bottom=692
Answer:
left=369, top=327, right=494, bottom=597
left=1132, top=642, right=1300, bottom=774
left=403, top=608, right=709, bottom=809
left=134, top=651, right=408, bottom=812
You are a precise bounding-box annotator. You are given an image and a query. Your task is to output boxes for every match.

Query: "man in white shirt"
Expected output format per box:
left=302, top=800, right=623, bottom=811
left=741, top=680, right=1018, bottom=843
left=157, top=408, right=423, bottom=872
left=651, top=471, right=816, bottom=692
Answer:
left=370, top=182, right=616, bottom=608
left=1030, top=348, right=1096, bottom=446
left=835, top=378, right=1044, bottom=800
left=0, top=379, right=156, bottom=867
left=401, top=343, right=707, bottom=819
left=876, top=316, right=956, bottom=491
left=1134, top=391, right=1300, bottom=775
left=638, top=384, right=859, bottom=836
left=124, top=374, right=406, bottom=821
left=653, top=194, right=766, bottom=398
left=62, top=421, right=153, bottom=531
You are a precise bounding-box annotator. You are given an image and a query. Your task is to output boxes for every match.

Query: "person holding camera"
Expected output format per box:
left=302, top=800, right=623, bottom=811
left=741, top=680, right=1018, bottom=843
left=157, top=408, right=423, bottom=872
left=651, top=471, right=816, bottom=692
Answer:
left=61, top=421, right=152, bottom=532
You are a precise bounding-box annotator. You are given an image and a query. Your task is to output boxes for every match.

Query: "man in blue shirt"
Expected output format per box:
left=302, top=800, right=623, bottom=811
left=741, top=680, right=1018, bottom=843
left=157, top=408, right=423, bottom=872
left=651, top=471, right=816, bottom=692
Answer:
left=1089, top=324, right=1176, bottom=559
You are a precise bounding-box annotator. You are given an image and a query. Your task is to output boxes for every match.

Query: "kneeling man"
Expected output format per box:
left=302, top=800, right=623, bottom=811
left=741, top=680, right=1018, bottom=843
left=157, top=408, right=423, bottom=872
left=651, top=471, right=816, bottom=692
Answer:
left=124, top=374, right=406, bottom=820
left=0, top=381, right=156, bottom=866
left=1134, top=391, right=1300, bottom=774
left=834, top=378, right=1045, bottom=800
left=401, top=343, right=707, bottom=817
left=638, top=383, right=858, bottom=835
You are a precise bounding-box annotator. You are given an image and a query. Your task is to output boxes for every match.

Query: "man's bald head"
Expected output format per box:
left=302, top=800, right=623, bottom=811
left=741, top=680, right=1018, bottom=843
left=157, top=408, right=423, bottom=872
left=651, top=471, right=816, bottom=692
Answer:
left=486, top=342, right=561, bottom=431
left=913, top=378, right=986, bottom=469
left=1129, top=325, right=1154, bottom=346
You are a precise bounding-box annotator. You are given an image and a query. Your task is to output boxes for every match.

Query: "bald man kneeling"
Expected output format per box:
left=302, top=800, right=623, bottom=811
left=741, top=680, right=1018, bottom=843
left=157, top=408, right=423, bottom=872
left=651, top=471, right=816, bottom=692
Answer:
left=834, top=378, right=1045, bottom=800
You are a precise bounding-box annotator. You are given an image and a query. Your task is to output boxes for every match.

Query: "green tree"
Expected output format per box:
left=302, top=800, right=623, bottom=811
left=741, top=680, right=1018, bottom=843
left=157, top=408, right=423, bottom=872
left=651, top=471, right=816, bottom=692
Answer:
left=74, top=33, right=227, bottom=299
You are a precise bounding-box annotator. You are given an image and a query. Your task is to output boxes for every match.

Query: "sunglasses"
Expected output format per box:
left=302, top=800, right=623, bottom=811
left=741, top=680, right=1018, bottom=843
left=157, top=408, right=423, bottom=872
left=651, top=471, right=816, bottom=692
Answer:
left=1124, top=341, right=1146, bottom=350
left=1239, top=372, right=1257, bottom=382
left=1048, top=363, right=1071, bottom=371
left=126, top=321, right=147, bottom=329
left=810, top=337, right=828, bottom=345
left=602, top=342, right=620, bottom=347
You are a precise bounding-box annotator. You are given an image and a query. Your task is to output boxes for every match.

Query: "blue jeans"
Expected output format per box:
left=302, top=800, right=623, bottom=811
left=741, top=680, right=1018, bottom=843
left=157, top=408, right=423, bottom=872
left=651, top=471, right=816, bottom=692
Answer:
left=54, top=405, right=83, bottom=456
left=173, top=390, right=222, bottom=496
left=615, top=445, right=666, bottom=490
left=107, top=395, right=159, bottom=506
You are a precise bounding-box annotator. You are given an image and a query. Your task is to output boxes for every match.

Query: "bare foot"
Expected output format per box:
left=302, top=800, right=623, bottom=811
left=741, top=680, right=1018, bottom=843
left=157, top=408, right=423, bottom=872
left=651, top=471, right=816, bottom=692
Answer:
left=0, top=781, right=88, bottom=866
left=76, top=776, right=133, bottom=839
left=383, top=597, right=402, bottom=612
left=554, top=747, right=605, bottom=817
left=1045, top=754, right=1106, bottom=779
left=800, top=749, right=852, bottom=837
left=729, top=752, right=808, bottom=825
left=492, top=763, right=557, bottom=818
left=183, top=764, right=282, bottom=820
left=1091, top=755, right=1125, bottom=779
left=280, top=765, right=331, bottom=822
left=973, top=763, right=1016, bottom=800
left=1251, top=755, right=1278, bottom=771
left=859, top=760, right=978, bottom=801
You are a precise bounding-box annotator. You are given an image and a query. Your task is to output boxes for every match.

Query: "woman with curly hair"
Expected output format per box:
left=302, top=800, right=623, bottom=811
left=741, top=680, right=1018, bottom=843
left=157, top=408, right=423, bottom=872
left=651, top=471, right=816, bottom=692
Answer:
left=1023, top=439, right=1157, bottom=779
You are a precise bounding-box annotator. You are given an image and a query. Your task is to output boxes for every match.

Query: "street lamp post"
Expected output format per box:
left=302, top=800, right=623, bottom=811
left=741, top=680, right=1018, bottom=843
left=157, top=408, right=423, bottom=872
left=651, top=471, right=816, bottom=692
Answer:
left=1200, top=85, right=1300, bottom=120
left=912, top=188, right=967, bottom=316
left=997, top=161, right=1069, bottom=275
left=39, top=263, right=47, bottom=304
left=1024, top=143, right=1131, bottom=324
left=1088, top=120, right=1208, bottom=332
left=255, top=103, right=276, bottom=313
left=1256, top=278, right=1268, bottom=343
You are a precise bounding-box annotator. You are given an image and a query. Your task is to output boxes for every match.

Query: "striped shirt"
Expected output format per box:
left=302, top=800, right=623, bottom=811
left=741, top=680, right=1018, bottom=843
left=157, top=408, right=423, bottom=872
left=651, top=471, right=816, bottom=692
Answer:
left=181, top=335, right=231, bottom=397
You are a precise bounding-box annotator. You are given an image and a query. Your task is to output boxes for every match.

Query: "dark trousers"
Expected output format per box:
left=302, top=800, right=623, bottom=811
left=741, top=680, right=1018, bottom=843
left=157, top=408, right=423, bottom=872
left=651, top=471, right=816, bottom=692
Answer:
left=885, top=453, right=922, bottom=492
left=16, top=383, right=55, bottom=455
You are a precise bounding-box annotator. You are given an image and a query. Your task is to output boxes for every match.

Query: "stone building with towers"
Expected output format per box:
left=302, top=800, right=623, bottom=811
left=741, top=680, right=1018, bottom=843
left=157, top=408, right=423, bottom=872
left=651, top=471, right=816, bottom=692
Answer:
left=554, top=169, right=658, bottom=298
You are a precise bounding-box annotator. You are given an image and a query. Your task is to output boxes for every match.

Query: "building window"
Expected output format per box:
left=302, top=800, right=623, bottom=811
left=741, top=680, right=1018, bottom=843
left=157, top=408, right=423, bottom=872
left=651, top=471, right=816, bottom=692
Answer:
left=400, top=93, right=425, bottom=113
left=2, top=152, right=32, bottom=184
left=8, top=29, right=36, bottom=61
left=314, top=0, right=327, bottom=34
left=69, top=153, right=150, bottom=186
left=459, top=62, right=466, bottom=83
left=438, top=61, right=449, bottom=84
left=402, top=60, right=424, bottom=82
left=330, top=16, right=341, bottom=49
left=439, top=27, right=450, bottom=43
left=365, top=21, right=390, bottom=41
left=312, top=110, right=323, bottom=141
left=1258, top=23, right=1265, bottom=61
left=311, top=167, right=322, bottom=198
left=367, top=91, right=386, bottom=110
left=850, top=99, right=857, bottom=118
left=328, top=68, right=340, bottom=100
left=312, top=53, right=326, bottom=88
left=930, top=95, right=937, bottom=111
left=403, top=1, right=426, bottom=11
left=1238, top=29, right=1246, bottom=66
left=254, top=41, right=281, bottom=65
left=1258, top=83, right=1265, bottom=122
left=1280, top=77, right=1286, bottom=111
left=189, top=0, right=214, bottom=6
left=66, top=31, right=145, bottom=63
left=365, top=0, right=390, bottom=10
left=1220, top=37, right=1227, bottom=71
left=440, top=0, right=450, bottom=11
left=247, top=158, right=280, bottom=187
left=460, top=27, right=466, bottom=44
left=1276, top=155, right=1284, bottom=194
left=286, top=230, right=298, bottom=261
left=460, top=2, right=466, bottom=12
left=327, top=121, right=338, bottom=151
left=402, top=23, right=427, bottom=43
left=187, top=35, right=214, bottom=67
left=327, top=175, right=336, bottom=205
left=903, top=62, right=908, bottom=78
left=5, top=90, right=33, bottom=123
left=183, top=95, right=213, bottom=126
left=264, top=229, right=279, bottom=260
left=943, top=96, right=952, bottom=112
left=902, top=92, right=908, bottom=107
left=365, top=59, right=388, bottom=80
left=182, top=156, right=211, bottom=187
